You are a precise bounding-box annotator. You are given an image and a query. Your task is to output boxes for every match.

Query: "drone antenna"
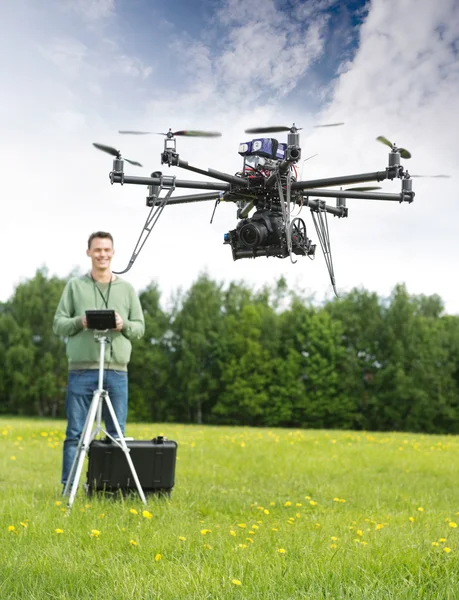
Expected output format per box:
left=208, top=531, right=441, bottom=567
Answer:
left=300, top=154, right=318, bottom=179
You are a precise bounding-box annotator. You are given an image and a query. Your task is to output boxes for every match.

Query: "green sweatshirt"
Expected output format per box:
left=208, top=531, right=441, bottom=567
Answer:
left=53, top=274, right=145, bottom=371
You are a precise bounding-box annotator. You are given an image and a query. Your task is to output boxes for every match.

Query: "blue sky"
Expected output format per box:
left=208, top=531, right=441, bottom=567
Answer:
left=2, top=0, right=459, bottom=312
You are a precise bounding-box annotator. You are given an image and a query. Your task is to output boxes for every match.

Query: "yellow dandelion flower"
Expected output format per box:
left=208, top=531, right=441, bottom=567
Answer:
left=55, top=529, right=64, bottom=534
left=178, top=536, right=186, bottom=541
left=439, top=538, right=447, bottom=543
left=296, top=503, right=302, bottom=507
left=155, top=553, right=162, bottom=561
left=20, top=522, right=28, bottom=528
left=361, top=541, right=368, bottom=545
left=330, top=544, right=337, bottom=549
left=305, top=495, right=311, bottom=500
left=247, top=537, right=253, bottom=543
left=129, top=508, right=138, bottom=515
left=333, top=497, right=340, bottom=502
left=331, top=536, right=338, bottom=541
left=316, top=523, right=321, bottom=528
left=249, top=530, right=255, bottom=535
left=277, top=548, right=287, bottom=554
left=232, top=579, right=242, bottom=586
left=376, top=524, right=384, bottom=530
left=284, top=501, right=292, bottom=507
left=256, top=520, right=262, bottom=524
left=270, top=502, right=275, bottom=506
left=203, top=544, right=212, bottom=549
left=238, top=523, right=246, bottom=528
left=55, top=501, right=62, bottom=506
left=444, top=547, right=452, bottom=553
left=200, top=529, right=212, bottom=535
left=8, top=525, right=16, bottom=532
left=130, top=540, right=138, bottom=547
left=263, top=509, right=270, bottom=514
left=238, top=543, right=247, bottom=548
left=354, top=538, right=361, bottom=543
left=449, top=522, right=457, bottom=528
left=339, top=499, right=346, bottom=503
left=418, top=507, right=424, bottom=512
left=357, top=530, right=363, bottom=537
left=309, top=500, right=318, bottom=506
left=90, top=530, right=100, bottom=537
left=85, top=504, right=91, bottom=509
left=230, top=530, right=237, bottom=536
left=432, top=541, right=440, bottom=546
left=252, top=525, right=259, bottom=529
left=409, top=517, right=415, bottom=522
left=272, top=527, right=278, bottom=531
left=10, top=456, right=16, bottom=461
left=142, top=510, right=152, bottom=519
left=296, top=513, right=301, bottom=519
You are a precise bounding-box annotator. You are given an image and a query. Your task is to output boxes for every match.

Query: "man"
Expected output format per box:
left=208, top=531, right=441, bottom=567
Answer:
left=53, top=231, right=145, bottom=487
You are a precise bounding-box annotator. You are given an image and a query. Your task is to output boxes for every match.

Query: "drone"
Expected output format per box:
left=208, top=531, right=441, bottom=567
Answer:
left=92, top=124, right=448, bottom=295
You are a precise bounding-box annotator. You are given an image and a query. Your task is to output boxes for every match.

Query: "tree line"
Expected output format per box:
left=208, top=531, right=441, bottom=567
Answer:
left=1, top=268, right=458, bottom=434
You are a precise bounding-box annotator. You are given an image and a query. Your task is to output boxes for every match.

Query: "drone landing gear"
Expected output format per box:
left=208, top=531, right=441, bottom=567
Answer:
left=310, top=202, right=338, bottom=297
left=113, top=174, right=176, bottom=275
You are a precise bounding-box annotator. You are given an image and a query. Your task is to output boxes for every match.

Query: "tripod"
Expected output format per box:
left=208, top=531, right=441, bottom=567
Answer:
left=63, top=331, right=147, bottom=510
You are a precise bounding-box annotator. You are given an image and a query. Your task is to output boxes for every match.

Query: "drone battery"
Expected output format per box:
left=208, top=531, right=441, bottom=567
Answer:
left=238, top=138, right=279, bottom=159
left=86, top=437, right=177, bottom=495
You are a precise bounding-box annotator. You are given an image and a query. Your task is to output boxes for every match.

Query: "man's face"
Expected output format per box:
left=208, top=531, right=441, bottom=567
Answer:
left=86, top=237, right=114, bottom=270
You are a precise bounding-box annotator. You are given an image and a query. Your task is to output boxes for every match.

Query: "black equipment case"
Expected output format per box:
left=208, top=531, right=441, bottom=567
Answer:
left=86, top=436, right=177, bottom=496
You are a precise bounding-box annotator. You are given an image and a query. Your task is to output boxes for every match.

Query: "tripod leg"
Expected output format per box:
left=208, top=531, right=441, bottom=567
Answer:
left=64, top=391, right=101, bottom=510
left=104, top=393, right=147, bottom=505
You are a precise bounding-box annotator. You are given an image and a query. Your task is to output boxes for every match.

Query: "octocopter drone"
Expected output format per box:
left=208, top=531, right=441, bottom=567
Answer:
left=93, top=123, right=447, bottom=294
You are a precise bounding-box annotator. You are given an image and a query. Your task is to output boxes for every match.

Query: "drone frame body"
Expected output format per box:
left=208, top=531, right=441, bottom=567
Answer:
left=102, top=126, right=415, bottom=294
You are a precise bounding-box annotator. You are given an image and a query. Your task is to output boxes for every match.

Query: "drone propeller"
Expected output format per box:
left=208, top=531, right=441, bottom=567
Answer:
left=119, top=129, right=222, bottom=138
left=376, top=135, right=411, bottom=159
left=92, top=142, right=142, bottom=167
left=245, top=122, right=344, bottom=134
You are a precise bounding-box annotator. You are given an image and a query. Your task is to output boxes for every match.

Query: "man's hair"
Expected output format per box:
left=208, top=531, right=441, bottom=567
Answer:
left=87, top=231, right=114, bottom=249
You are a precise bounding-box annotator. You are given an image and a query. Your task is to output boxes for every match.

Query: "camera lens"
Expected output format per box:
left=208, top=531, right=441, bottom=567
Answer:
left=239, top=222, right=268, bottom=248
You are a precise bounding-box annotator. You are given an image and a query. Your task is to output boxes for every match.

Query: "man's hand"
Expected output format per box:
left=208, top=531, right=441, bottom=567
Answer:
left=114, top=312, right=124, bottom=332
left=82, top=315, right=88, bottom=329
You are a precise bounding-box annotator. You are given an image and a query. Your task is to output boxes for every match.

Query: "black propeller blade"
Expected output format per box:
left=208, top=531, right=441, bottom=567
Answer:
left=314, top=122, right=345, bottom=128
left=245, top=126, right=297, bottom=134
left=119, top=129, right=222, bottom=138
left=376, top=135, right=411, bottom=159
left=245, top=122, right=344, bottom=135
left=92, top=143, right=142, bottom=167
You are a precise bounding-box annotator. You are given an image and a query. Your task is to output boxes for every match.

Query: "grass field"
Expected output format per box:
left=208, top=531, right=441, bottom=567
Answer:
left=1, top=417, right=459, bottom=599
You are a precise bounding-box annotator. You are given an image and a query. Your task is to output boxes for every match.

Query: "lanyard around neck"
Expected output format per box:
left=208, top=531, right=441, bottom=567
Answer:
left=91, top=274, right=112, bottom=309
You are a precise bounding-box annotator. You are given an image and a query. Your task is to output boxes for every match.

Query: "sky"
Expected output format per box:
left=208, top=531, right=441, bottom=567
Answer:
left=1, top=0, right=459, bottom=313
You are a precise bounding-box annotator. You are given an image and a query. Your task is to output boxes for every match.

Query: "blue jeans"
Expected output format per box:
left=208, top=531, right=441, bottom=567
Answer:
left=62, top=369, right=128, bottom=485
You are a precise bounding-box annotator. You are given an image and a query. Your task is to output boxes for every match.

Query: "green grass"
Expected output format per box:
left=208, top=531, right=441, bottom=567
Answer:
left=1, top=418, right=459, bottom=599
